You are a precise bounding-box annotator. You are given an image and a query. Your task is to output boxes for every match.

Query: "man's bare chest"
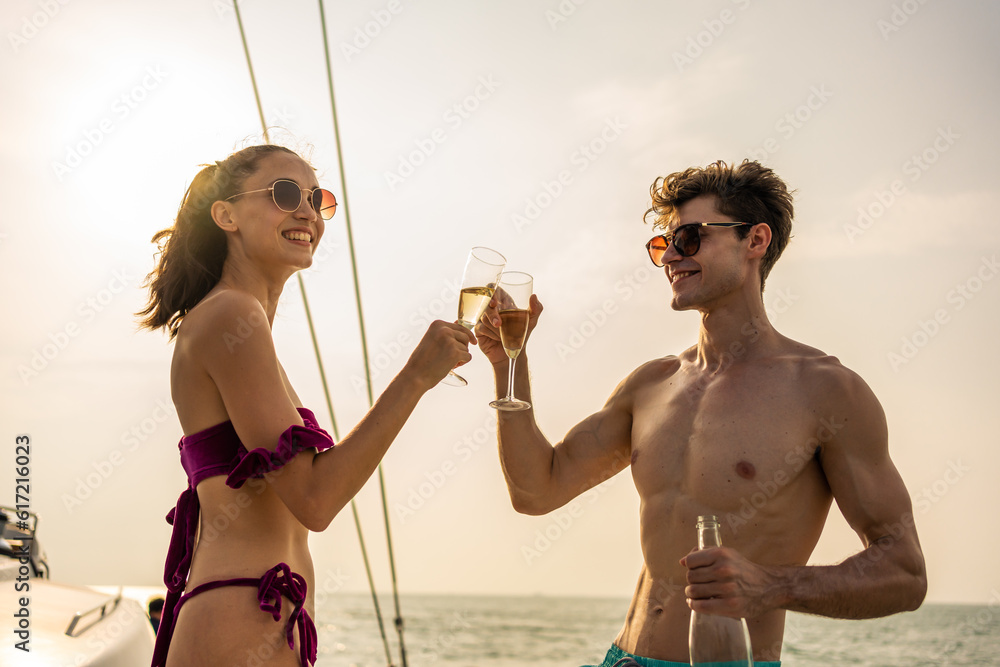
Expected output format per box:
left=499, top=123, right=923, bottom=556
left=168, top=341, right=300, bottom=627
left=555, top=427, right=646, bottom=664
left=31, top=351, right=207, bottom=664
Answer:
left=628, top=364, right=832, bottom=511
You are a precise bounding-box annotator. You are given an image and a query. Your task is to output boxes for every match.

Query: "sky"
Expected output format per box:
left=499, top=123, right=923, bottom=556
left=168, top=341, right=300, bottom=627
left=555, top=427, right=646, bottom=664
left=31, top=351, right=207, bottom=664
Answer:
left=1, top=0, right=999, bottom=609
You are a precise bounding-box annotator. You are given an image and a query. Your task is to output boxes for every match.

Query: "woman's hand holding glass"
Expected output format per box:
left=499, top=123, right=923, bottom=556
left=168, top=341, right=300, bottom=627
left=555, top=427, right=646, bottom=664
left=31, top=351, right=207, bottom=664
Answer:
left=403, top=320, right=478, bottom=391
left=441, top=247, right=506, bottom=386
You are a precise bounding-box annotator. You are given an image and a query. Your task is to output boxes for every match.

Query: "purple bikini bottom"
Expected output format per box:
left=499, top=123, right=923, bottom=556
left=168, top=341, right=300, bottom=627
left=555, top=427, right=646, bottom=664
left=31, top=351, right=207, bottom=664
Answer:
left=152, top=562, right=317, bottom=666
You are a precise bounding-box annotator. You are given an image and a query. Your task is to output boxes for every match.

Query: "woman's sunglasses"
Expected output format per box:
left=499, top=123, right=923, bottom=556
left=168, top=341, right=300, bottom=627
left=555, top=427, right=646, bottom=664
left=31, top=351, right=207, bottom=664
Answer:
left=226, top=179, right=338, bottom=220
left=645, top=222, right=751, bottom=266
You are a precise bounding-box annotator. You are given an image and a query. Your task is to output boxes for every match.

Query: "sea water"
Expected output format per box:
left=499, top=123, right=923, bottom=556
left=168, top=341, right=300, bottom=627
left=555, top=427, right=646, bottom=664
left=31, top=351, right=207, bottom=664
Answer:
left=314, top=594, right=1000, bottom=666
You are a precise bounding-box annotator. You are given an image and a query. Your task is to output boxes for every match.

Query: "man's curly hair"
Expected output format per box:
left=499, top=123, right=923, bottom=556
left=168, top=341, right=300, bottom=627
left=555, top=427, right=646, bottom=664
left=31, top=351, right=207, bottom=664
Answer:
left=645, top=159, right=794, bottom=291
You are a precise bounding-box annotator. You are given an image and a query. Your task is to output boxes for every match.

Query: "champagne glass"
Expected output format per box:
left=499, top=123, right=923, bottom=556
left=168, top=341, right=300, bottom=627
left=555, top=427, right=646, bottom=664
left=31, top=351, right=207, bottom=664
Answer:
left=441, top=246, right=506, bottom=387
left=489, top=271, right=532, bottom=411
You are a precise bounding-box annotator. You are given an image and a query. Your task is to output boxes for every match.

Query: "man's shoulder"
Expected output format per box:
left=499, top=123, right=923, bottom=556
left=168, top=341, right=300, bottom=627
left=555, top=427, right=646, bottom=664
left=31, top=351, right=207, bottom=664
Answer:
left=629, top=354, right=683, bottom=383
left=778, top=340, right=878, bottom=409
left=606, top=354, right=683, bottom=403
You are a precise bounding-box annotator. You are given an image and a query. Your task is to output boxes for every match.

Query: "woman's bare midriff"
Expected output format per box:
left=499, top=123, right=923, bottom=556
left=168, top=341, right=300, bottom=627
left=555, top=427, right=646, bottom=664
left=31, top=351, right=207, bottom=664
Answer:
left=165, top=477, right=315, bottom=667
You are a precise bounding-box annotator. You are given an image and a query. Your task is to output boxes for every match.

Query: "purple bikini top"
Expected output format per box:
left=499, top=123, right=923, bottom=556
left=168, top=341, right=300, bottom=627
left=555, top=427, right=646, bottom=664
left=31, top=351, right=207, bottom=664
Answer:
left=178, top=407, right=333, bottom=488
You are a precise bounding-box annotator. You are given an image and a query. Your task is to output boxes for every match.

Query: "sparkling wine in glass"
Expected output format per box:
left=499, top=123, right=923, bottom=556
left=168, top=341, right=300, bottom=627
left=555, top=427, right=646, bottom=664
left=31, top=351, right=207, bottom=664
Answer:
left=442, top=246, right=506, bottom=387
left=489, top=271, right=532, bottom=411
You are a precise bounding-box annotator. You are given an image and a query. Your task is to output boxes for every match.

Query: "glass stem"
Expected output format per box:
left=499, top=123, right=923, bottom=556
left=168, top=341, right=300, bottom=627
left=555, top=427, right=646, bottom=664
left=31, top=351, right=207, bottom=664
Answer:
left=506, top=356, right=517, bottom=401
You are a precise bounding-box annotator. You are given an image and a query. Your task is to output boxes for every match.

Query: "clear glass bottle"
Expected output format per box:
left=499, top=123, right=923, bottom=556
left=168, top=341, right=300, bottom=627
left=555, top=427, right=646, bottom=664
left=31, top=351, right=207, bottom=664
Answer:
left=688, top=515, right=754, bottom=666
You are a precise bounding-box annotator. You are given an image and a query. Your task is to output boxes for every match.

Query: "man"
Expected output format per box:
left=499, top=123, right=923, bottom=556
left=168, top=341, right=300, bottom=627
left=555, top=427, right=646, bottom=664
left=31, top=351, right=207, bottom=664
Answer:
left=476, top=160, right=926, bottom=666
left=148, top=596, right=164, bottom=634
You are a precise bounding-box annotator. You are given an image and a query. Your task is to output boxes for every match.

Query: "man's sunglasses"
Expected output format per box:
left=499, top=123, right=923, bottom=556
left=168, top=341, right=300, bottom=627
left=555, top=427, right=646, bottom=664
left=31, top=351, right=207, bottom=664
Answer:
left=226, top=179, right=338, bottom=220
left=645, top=222, right=752, bottom=266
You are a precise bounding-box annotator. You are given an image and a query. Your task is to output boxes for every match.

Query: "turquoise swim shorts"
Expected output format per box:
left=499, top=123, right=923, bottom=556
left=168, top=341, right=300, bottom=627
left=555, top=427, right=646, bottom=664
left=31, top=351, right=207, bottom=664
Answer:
left=583, top=643, right=781, bottom=667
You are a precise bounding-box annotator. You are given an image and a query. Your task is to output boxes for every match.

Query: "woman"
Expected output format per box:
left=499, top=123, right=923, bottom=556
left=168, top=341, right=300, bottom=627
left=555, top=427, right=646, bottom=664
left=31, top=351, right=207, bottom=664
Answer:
left=139, top=145, right=475, bottom=666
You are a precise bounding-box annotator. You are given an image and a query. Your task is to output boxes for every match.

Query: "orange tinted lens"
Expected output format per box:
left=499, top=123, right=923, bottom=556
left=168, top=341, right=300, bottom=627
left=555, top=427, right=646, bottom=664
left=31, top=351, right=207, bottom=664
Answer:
left=314, top=189, right=337, bottom=219
left=647, top=237, right=668, bottom=266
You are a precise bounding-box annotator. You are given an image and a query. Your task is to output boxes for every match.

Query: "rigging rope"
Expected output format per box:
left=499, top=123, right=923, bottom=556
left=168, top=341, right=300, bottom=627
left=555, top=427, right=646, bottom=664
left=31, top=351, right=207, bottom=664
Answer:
left=316, top=1, right=409, bottom=664
left=231, top=2, right=405, bottom=665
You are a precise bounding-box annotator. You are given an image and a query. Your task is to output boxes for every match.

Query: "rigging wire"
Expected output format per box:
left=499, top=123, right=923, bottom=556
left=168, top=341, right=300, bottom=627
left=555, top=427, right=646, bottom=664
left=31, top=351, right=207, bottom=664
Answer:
left=298, top=282, right=397, bottom=667
left=316, top=1, right=409, bottom=664
left=231, top=2, right=402, bottom=665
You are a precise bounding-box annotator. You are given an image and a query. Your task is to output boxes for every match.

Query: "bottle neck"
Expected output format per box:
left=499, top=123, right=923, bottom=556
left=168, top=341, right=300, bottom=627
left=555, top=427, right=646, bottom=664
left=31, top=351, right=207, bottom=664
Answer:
left=697, top=522, right=722, bottom=549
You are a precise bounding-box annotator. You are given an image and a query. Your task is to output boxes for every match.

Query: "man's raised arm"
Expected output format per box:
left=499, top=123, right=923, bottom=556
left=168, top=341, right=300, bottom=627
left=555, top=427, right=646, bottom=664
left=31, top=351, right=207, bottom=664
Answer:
left=477, top=295, right=634, bottom=515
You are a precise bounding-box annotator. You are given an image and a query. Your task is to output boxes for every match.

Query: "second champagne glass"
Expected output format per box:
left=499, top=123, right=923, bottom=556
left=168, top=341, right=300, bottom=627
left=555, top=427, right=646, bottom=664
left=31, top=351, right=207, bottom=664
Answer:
left=441, top=246, right=506, bottom=387
left=489, top=271, right=533, bottom=411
